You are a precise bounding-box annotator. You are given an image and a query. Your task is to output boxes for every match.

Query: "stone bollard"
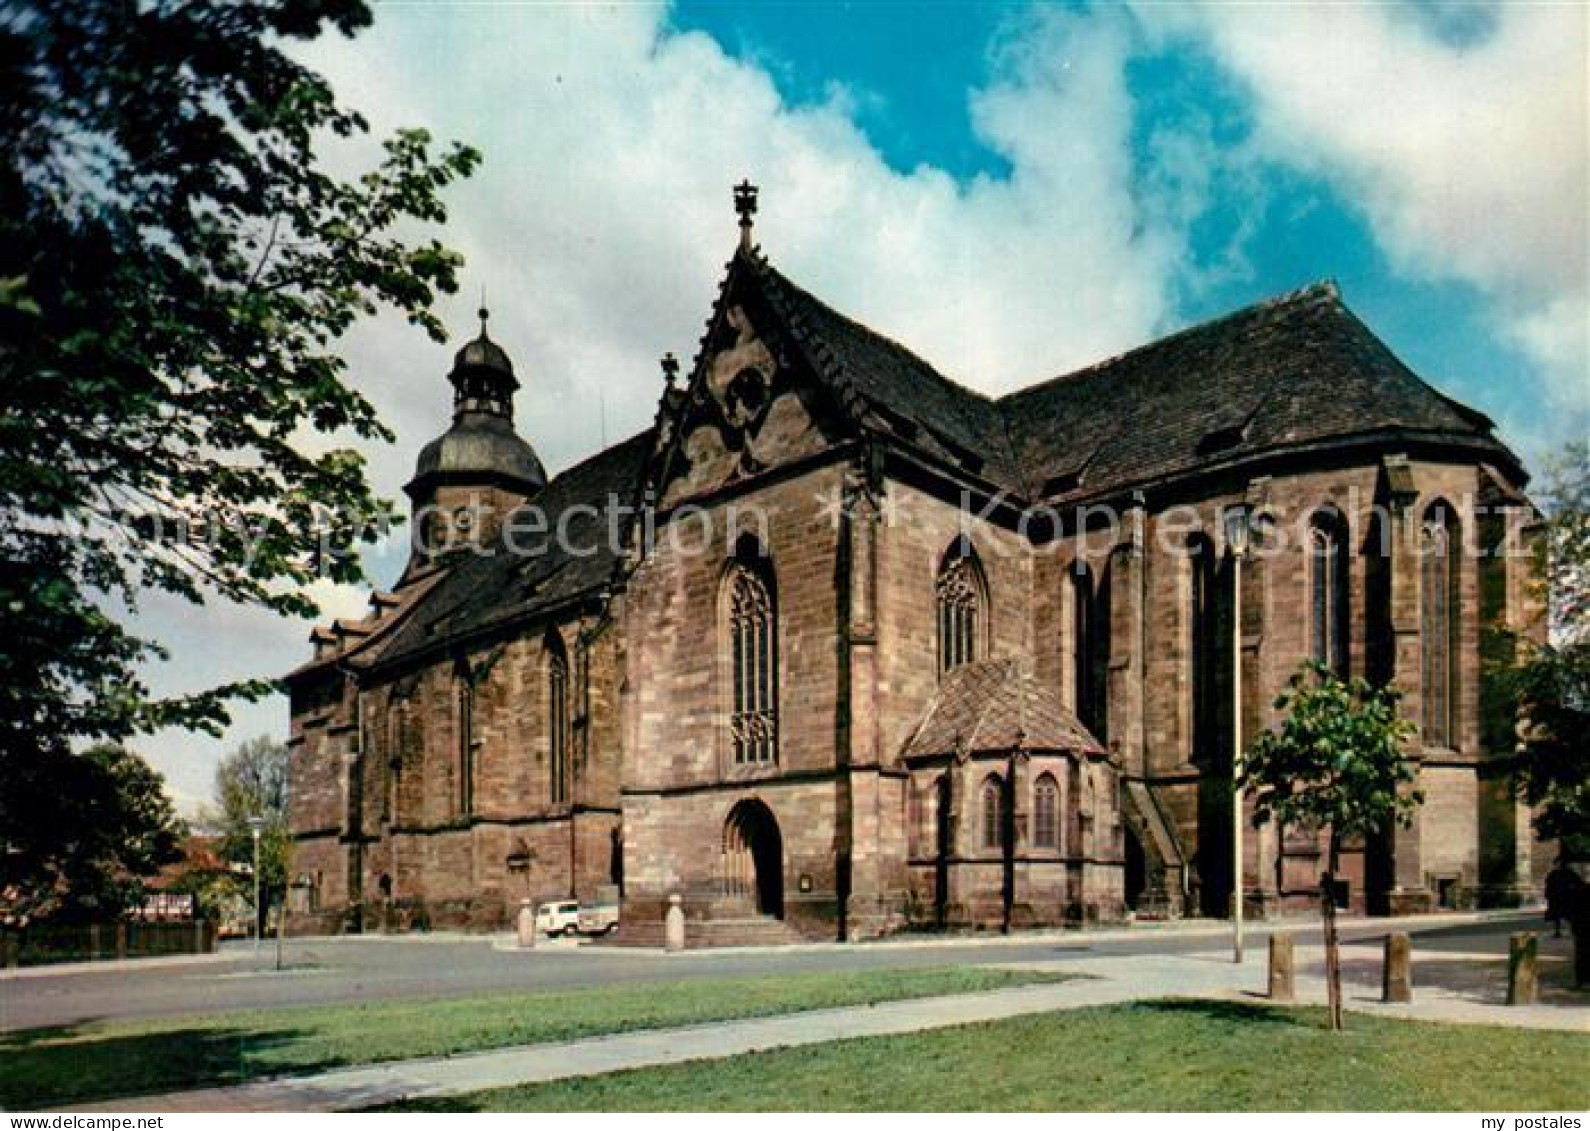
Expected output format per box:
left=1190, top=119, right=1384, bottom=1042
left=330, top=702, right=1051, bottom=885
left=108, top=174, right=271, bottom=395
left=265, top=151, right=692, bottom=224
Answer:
left=1382, top=931, right=1412, bottom=1003
left=664, top=893, right=686, bottom=953
left=1268, top=932, right=1295, bottom=1002
left=516, top=900, right=537, bottom=949
left=1507, top=932, right=1539, bottom=1005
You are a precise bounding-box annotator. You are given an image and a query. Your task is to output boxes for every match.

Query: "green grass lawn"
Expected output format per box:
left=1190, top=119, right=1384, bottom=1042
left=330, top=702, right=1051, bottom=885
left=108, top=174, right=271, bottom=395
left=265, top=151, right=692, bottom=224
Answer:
left=384, top=1000, right=1590, bottom=1112
left=0, top=966, right=1065, bottom=1109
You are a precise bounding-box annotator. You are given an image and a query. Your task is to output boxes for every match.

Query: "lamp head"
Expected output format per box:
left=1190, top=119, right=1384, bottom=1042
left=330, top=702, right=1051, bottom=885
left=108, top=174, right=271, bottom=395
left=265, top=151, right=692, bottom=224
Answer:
left=1223, top=504, right=1252, bottom=556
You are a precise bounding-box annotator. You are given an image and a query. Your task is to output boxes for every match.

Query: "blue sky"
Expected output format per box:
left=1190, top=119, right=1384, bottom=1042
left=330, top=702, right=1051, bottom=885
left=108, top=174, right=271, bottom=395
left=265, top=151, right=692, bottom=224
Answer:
left=140, top=1, right=1587, bottom=813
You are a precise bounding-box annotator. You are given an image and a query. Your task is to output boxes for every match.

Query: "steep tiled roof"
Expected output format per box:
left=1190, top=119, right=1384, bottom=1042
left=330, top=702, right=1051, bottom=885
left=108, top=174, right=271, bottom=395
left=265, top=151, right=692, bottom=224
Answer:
left=902, top=658, right=1104, bottom=760
left=736, top=263, right=1512, bottom=505
left=1000, top=282, right=1512, bottom=502
left=362, top=429, right=654, bottom=671
left=286, top=567, right=447, bottom=681
left=750, top=256, right=1026, bottom=490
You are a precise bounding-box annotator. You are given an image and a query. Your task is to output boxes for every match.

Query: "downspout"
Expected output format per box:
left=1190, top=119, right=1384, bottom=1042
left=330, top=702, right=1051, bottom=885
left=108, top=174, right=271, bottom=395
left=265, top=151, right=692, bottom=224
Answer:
left=335, top=660, right=366, bottom=934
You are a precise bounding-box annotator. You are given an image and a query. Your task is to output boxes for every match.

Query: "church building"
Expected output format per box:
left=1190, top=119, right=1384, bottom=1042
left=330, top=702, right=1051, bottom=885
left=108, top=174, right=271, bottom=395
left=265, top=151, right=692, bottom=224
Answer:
left=286, top=186, right=1546, bottom=943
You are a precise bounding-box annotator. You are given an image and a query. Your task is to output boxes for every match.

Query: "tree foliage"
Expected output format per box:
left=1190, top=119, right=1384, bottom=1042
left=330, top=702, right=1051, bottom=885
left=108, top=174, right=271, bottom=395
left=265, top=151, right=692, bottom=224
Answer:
left=0, top=0, right=480, bottom=763
left=1243, top=662, right=1422, bottom=844
left=205, top=735, right=291, bottom=900
left=1242, top=661, right=1421, bottom=1030
left=1506, top=641, right=1590, bottom=858
left=1538, top=440, right=1590, bottom=644
left=0, top=743, right=184, bottom=925
left=1502, top=441, right=1590, bottom=859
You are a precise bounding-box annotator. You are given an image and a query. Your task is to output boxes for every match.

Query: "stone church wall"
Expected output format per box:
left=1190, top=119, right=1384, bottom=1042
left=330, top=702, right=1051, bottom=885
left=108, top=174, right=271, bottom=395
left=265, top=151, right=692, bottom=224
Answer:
left=621, top=461, right=850, bottom=937
left=287, top=602, right=623, bottom=932
left=872, top=479, right=1035, bottom=766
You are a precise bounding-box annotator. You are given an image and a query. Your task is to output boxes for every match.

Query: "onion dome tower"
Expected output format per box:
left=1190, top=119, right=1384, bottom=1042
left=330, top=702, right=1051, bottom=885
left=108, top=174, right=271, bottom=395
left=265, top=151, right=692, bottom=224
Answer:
left=404, top=307, right=547, bottom=556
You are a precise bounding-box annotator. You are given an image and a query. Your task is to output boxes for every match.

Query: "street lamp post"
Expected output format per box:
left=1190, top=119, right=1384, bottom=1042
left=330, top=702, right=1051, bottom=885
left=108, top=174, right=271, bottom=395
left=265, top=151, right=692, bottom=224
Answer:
left=247, top=816, right=265, bottom=950
left=1224, top=505, right=1252, bottom=966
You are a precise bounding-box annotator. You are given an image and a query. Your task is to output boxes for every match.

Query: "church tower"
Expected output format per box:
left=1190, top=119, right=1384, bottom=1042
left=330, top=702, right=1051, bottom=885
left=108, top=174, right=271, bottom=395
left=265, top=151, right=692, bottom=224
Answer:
left=404, top=307, right=547, bottom=558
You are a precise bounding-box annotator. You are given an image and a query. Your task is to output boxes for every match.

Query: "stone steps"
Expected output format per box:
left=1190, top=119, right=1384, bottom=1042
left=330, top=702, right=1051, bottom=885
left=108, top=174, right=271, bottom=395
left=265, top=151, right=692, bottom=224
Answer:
left=598, top=913, right=804, bottom=949
left=688, top=916, right=805, bottom=948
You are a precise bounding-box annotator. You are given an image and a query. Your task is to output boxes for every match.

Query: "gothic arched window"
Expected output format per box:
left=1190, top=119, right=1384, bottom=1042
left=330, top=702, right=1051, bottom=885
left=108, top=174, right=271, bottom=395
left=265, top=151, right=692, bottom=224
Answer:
left=1034, top=773, right=1059, bottom=849
left=728, top=555, right=778, bottom=765
left=981, top=776, right=1003, bottom=850
left=1071, top=560, right=1109, bottom=740
left=1421, top=502, right=1462, bottom=748
left=938, top=539, right=986, bottom=673
left=547, top=632, right=570, bottom=805
left=1309, top=510, right=1350, bottom=676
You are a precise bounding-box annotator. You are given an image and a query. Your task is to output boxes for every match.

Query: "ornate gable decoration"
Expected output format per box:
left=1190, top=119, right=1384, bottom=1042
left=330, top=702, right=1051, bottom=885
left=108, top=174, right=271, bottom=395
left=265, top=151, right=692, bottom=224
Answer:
left=659, top=297, right=834, bottom=509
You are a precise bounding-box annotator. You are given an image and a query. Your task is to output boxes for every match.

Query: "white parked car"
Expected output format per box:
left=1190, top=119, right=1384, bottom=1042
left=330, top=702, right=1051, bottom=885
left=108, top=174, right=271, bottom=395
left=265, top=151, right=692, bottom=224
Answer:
left=577, top=900, right=619, bottom=936
left=534, top=900, right=580, bottom=937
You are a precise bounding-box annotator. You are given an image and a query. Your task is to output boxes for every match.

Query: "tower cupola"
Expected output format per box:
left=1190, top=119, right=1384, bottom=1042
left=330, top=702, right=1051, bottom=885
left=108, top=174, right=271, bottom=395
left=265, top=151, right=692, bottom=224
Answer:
left=448, top=308, right=519, bottom=418
left=404, top=308, right=548, bottom=556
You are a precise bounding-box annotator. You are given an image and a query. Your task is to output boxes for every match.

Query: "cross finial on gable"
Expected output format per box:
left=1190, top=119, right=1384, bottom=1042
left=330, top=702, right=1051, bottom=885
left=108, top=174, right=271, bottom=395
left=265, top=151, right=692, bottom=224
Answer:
left=660, top=351, right=679, bottom=387
left=733, top=179, right=758, bottom=251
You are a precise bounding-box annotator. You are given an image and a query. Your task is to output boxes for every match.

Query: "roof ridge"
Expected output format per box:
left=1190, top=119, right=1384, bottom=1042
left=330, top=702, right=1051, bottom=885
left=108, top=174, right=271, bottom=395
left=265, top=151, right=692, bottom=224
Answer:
left=961, top=657, right=1012, bottom=753
left=1000, top=280, right=1341, bottom=405
left=539, top=426, right=654, bottom=484
left=1323, top=295, right=1499, bottom=435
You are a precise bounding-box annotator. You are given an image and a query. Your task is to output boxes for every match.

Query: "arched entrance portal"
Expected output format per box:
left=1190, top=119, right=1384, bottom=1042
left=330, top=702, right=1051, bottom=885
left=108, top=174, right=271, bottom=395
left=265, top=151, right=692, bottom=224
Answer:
left=723, top=800, right=784, bottom=919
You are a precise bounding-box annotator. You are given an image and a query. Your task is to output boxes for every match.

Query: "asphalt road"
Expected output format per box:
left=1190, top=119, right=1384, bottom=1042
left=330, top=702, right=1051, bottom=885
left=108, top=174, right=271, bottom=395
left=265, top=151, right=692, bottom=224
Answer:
left=0, top=911, right=1558, bottom=1033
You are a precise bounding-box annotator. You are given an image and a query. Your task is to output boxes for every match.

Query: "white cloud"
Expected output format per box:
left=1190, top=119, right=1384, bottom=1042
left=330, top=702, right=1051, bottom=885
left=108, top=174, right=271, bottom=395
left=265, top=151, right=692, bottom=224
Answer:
left=1136, top=1, right=1589, bottom=417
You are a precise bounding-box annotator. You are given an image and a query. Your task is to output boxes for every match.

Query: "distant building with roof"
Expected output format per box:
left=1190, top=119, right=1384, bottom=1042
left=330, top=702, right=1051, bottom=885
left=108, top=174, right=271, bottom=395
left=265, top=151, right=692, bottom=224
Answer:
left=285, top=186, right=1546, bottom=942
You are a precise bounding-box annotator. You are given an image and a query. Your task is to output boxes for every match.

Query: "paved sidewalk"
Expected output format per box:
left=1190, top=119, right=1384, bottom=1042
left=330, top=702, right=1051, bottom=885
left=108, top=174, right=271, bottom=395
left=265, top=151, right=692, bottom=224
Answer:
left=55, top=941, right=1586, bottom=1113
left=0, top=950, right=238, bottom=981
left=526, top=906, right=1542, bottom=959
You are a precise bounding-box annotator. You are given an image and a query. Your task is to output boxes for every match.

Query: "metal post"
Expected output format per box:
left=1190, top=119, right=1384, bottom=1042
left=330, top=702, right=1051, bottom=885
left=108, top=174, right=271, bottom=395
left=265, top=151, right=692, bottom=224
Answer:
left=247, top=815, right=264, bottom=951
left=1224, top=506, right=1250, bottom=966
left=1232, top=546, right=1244, bottom=964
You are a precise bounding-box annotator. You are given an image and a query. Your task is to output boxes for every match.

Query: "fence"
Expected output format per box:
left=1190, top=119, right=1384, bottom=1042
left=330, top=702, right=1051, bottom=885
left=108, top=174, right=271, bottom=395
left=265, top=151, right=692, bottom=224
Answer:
left=1, top=919, right=218, bottom=967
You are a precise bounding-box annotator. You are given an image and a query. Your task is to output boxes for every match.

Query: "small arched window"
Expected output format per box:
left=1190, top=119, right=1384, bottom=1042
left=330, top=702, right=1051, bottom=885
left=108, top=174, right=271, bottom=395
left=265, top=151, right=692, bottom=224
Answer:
left=1309, top=510, right=1350, bottom=676
left=547, top=632, right=570, bottom=805
left=727, top=551, right=778, bottom=765
left=938, top=539, right=986, bottom=673
left=1034, top=773, right=1059, bottom=849
left=1421, top=503, right=1462, bottom=747
left=981, top=776, right=1003, bottom=850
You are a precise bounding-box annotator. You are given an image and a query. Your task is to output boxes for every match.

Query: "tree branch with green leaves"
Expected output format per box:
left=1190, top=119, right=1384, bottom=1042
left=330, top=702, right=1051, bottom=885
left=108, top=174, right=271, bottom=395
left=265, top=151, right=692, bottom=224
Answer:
left=0, top=0, right=481, bottom=759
